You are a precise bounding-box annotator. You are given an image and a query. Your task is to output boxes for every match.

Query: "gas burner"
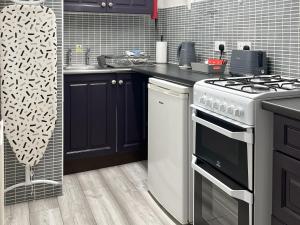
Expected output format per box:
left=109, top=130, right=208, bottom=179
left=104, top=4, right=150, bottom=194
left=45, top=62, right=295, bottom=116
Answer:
left=282, top=77, right=300, bottom=82
left=249, top=75, right=282, bottom=84
left=206, top=78, right=247, bottom=87
left=222, top=80, right=244, bottom=86
left=294, top=83, right=300, bottom=88
left=226, top=80, right=237, bottom=85
left=250, top=77, right=273, bottom=84
left=281, top=82, right=300, bottom=90
left=241, top=84, right=277, bottom=94
left=203, top=75, right=300, bottom=94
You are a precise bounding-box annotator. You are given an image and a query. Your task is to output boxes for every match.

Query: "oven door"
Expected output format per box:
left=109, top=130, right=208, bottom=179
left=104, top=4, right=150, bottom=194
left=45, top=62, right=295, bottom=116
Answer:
left=191, top=105, right=253, bottom=190
left=192, top=155, right=253, bottom=225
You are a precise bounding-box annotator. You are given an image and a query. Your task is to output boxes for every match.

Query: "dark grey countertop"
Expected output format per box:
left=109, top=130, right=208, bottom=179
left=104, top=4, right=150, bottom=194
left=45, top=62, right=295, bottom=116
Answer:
left=63, top=67, right=132, bottom=75
left=64, top=64, right=226, bottom=87
left=262, top=98, right=300, bottom=120
left=133, top=64, right=225, bottom=86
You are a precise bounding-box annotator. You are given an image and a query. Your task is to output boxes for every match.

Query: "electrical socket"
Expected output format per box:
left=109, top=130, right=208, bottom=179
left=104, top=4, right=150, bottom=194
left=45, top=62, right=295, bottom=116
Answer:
left=237, top=41, right=252, bottom=50
left=75, top=44, right=83, bottom=53
left=214, top=41, right=226, bottom=52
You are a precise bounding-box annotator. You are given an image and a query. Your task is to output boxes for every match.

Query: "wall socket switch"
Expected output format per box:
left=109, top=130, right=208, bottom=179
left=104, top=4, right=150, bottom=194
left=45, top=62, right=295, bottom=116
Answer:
left=75, top=44, right=83, bottom=53
left=214, top=41, right=226, bottom=52
left=237, top=41, right=252, bottom=50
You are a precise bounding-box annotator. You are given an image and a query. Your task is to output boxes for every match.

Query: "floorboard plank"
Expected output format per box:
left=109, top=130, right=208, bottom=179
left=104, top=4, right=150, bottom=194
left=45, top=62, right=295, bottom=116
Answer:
left=4, top=161, right=179, bottom=225
left=77, top=170, right=131, bottom=225
left=30, top=208, right=63, bottom=225
left=5, top=202, right=30, bottom=225
left=120, top=162, right=178, bottom=225
left=57, top=175, right=96, bottom=225
left=120, top=161, right=147, bottom=191
left=100, top=166, right=166, bottom=225
left=28, top=197, right=60, bottom=213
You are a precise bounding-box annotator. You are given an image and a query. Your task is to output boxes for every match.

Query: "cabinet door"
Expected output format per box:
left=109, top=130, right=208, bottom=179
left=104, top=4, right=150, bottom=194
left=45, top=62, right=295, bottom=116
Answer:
left=274, top=115, right=300, bottom=160
left=107, top=0, right=152, bottom=14
left=272, top=216, right=286, bottom=225
left=273, top=151, right=300, bottom=224
left=117, top=74, right=148, bottom=153
left=64, top=0, right=107, bottom=13
left=64, top=83, right=89, bottom=154
left=87, top=81, right=116, bottom=154
left=64, top=74, right=116, bottom=160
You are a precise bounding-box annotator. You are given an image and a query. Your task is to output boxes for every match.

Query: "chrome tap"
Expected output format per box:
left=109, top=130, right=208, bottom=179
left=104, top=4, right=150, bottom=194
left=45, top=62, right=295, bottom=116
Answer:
left=86, top=48, right=91, bottom=65
left=67, top=48, right=72, bottom=66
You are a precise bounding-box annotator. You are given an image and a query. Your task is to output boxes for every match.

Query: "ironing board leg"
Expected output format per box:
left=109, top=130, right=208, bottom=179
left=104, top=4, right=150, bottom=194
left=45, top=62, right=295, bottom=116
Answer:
left=4, top=166, right=61, bottom=193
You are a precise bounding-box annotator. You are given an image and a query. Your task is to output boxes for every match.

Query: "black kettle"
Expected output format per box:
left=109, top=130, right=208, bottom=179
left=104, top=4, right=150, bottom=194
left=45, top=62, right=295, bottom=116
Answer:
left=177, top=42, right=196, bottom=69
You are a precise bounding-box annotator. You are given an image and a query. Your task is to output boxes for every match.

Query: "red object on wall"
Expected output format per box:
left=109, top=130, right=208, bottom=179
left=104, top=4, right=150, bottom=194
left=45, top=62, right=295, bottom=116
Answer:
left=152, top=0, right=158, bottom=20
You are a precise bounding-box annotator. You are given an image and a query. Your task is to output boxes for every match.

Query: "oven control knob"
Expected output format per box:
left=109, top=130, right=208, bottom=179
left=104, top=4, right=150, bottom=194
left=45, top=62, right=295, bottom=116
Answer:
left=213, top=101, right=220, bottom=110
left=234, top=108, right=240, bottom=117
left=199, top=96, right=206, bottom=104
left=234, top=108, right=244, bottom=117
left=206, top=98, right=213, bottom=108
left=227, top=105, right=234, bottom=114
left=220, top=103, right=227, bottom=112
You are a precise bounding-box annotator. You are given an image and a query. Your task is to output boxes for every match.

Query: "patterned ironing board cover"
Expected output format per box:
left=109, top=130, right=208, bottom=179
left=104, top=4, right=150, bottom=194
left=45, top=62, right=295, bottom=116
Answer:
left=0, top=4, right=57, bottom=167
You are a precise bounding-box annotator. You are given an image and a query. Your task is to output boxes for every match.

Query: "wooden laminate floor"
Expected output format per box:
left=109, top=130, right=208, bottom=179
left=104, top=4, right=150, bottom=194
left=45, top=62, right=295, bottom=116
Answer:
left=5, top=161, right=179, bottom=225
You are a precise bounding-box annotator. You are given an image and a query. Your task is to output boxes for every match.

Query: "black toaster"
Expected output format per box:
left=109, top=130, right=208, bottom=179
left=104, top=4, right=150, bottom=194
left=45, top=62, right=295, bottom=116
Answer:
left=230, top=50, right=268, bottom=76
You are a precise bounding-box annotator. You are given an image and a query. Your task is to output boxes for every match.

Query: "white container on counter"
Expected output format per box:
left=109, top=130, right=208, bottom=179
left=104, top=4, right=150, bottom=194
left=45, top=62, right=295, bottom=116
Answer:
left=156, top=41, right=168, bottom=64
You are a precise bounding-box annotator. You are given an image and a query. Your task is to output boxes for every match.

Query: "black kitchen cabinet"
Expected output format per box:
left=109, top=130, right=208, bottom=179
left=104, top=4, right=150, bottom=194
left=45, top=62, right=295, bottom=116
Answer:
left=273, top=151, right=300, bottom=225
left=107, top=0, right=152, bottom=14
left=64, top=0, right=152, bottom=14
left=117, top=74, right=147, bottom=152
left=272, top=216, right=286, bottom=225
left=64, top=73, right=148, bottom=174
left=274, top=115, right=300, bottom=160
left=64, top=74, right=116, bottom=160
left=272, top=114, right=300, bottom=225
left=64, top=0, right=107, bottom=13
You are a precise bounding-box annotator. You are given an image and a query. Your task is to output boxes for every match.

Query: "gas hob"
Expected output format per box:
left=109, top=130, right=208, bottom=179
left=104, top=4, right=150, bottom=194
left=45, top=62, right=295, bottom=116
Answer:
left=205, top=75, right=300, bottom=94
left=193, top=75, right=300, bottom=126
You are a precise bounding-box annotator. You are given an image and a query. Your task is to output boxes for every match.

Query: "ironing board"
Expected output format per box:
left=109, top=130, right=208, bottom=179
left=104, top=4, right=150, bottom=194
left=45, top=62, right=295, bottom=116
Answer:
left=0, top=4, right=57, bottom=167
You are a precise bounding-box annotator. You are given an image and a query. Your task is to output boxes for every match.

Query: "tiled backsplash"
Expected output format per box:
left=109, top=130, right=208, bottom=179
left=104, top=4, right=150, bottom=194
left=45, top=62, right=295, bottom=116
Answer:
left=158, top=0, right=300, bottom=77
left=64, top=13, right=156, bottom=65
left=0, top=0, right=63, bottom=205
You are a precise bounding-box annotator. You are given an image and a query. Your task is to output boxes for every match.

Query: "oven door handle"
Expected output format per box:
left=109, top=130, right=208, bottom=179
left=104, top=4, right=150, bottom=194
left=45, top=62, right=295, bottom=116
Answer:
left=192, top=156, right=253, bottom=204
left=192, top=113, right=253, bottom=144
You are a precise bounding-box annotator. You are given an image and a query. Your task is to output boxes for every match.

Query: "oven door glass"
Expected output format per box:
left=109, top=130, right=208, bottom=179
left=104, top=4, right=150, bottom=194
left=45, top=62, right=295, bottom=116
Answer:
left=193, top=157, right=252, bottom=225
left=193, top=109, right=253, bottom=189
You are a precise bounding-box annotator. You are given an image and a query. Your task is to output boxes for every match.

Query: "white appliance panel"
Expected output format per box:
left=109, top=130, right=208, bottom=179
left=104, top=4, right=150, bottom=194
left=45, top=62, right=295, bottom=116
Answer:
left=148, top=79, right=190, bottom=224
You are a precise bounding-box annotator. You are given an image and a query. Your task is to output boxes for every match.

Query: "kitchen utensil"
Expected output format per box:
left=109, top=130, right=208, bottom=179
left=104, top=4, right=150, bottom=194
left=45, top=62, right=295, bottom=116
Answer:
left=230, top=50, right=267, bottom=76
left=97, top=55, right=108, bottom=68
left=177, top=42, right=196, bottom=69
left=191, top=63, right=226, bottom=74
left=156, top=39, right=168, bottom=63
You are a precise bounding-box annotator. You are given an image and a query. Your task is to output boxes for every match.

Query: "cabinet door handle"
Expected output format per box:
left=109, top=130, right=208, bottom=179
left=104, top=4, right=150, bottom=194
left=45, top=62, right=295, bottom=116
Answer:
left=111, top=80, right=117, bottom=85
left=100, top=2, right=106, bottom=7
left=118, top=80, right=123, bottom=85
left=108, top=2, right=113, bottom=7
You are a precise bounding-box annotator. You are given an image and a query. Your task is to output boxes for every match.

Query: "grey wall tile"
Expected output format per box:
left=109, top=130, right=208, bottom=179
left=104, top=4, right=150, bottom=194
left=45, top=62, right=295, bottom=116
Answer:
left=158, top=0, right=300, bottom=77
left=64, top=12, right=156, bottom=65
